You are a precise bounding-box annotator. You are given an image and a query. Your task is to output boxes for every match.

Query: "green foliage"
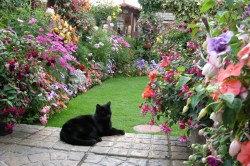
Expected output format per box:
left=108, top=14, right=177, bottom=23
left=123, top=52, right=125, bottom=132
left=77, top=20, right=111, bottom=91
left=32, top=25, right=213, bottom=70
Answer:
left=90, top=2, right=122, bottom=26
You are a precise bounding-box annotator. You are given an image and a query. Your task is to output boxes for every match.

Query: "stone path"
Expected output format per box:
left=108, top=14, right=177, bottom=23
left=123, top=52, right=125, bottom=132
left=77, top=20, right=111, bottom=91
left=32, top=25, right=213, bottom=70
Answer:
left=0, top=124, right=191, bottom=166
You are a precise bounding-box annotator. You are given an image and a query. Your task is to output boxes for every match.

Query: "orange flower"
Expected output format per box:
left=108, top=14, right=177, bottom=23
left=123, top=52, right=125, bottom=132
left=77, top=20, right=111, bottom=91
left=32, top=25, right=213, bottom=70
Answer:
left=238, top=42, right=250, bottom=59
left=211, top=90, right=221, bottom=101
left=220, top=79, right=242, bottom=96
left=217, top=62, right=244, bottom=82
left=142, top=85, right=155, bottom=99
left=238, top=43, right=250, bottom=67
left=149, top=69, right=158, bottom=81
left=237, top=141, right=250, bottom=166
left=159, top=61, right=168, bottom=68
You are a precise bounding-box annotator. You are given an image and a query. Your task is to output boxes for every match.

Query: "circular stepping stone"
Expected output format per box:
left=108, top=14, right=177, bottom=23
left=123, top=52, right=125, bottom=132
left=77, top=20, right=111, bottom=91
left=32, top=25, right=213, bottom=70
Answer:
left=133, top=125, right=161, bottom=133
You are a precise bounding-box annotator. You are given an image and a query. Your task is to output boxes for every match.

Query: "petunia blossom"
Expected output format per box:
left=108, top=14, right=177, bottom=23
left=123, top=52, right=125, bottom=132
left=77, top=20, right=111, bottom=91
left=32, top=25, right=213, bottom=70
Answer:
left=207, top=31, right=234, bottom=56
left=220, top=79, right=242, bottom=96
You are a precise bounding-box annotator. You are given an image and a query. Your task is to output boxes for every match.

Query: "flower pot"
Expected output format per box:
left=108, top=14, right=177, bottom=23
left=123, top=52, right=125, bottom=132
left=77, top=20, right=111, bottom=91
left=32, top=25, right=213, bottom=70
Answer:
left=143, top=41, right=152, bottom=49
left=189, top=129, right=206, bottom=145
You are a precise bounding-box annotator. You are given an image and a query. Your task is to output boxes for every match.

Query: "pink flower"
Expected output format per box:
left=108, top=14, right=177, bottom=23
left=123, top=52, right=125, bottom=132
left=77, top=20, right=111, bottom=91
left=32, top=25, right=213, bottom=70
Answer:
left=181, top=84, right=189, bottom=93
left=160, top=124, right=172, bottom=134
left=178, top=136, right=187, bottom=143
left=149, top=119, right=155, bottom=125
left=28, top=18, right=37, bottom=24
left=4, top=122, right=14, bottom=133
left=178, top=120, right=185, bottom=129
left=39, top=115, right=48, bottom=125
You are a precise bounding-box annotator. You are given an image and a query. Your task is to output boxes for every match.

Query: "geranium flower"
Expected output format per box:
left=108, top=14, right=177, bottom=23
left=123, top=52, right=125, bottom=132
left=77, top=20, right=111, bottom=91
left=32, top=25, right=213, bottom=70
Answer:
left=28, top=18, right=37, bottom=24
left=220, top=79, right=242, bottom=96
left=159, top=124, right=172, bottom=134
left=217, top=61, right=244, bottom=82
left=237, top=141, right=250, bottom=166
left=207, top=31, right=234, bottom=56
left=142, top=85, right=155, bottom=99
left=149, top=69, right=158, bottom=81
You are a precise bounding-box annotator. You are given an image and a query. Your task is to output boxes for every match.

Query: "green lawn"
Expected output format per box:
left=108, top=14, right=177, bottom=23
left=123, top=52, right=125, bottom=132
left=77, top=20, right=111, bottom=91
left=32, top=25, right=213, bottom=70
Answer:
left=46, top=76, right=185, bottom=136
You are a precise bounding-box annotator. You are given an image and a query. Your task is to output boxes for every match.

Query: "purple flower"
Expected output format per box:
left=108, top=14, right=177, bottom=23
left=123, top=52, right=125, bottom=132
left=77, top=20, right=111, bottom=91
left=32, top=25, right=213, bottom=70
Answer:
left=207, top=31, right=234, bottom=56
left=137, top=59, right=145, bottom=69
left=207, top=155, right=222, bottom=166
left=28, top=18, right=37, bottom=24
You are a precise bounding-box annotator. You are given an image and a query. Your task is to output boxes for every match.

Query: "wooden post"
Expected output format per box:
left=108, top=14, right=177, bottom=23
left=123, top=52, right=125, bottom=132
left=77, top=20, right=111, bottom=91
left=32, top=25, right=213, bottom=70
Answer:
left=130, top=13, right=134, bottom=37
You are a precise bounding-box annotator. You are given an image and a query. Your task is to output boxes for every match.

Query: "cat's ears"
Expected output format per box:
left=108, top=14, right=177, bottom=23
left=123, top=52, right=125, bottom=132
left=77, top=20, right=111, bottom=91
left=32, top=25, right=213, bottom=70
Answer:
left=96, top=101, right=111, bottom=109
left=107, top=101, right=111, bottom=107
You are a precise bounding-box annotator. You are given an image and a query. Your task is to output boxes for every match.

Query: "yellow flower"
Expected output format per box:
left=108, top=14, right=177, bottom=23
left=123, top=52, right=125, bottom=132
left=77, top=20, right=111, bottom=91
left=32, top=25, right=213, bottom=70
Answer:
left=51, top=14, right=60, bottom=21
left=156, top=35, right=163, bottom=43
left=53, top=27, right=59, bottom=33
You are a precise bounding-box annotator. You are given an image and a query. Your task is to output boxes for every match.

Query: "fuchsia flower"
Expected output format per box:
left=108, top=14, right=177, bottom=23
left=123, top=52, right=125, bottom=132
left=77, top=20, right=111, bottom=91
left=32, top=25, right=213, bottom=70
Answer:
left=159, top=124, right=172, bottom=134
left=39, top=115, right=48, bottom=125
left=206, top=155, right=222, bottom=166
left=4, top=123, right=14, bottom=133
left=178, top=136, right=187, bottom=143
left=181, top=84, right=189, bottom=93
left=178, top=120, right=185, bottom=129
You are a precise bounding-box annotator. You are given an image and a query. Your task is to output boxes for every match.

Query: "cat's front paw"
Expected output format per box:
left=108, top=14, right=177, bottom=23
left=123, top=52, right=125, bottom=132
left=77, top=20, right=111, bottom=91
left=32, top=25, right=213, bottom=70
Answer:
left=118, top=130, right=125, bottom=135
left=96, top=137, right=102, bottom=142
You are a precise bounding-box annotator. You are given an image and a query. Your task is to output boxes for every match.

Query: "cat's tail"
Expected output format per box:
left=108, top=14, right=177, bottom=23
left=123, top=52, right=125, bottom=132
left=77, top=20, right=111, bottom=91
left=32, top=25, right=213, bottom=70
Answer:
left=60, top=130, right=97, bottom=146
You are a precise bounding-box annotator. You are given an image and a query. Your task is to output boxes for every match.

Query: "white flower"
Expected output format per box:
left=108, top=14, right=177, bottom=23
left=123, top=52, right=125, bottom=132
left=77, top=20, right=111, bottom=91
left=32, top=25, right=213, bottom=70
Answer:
left=17, top=18, right=24, bottom=22
left=46, top=8, right=55, bottom=15
left=210, top=109, right=224, bottom=123
left=110, top=23, right=114, bottom=27
left=229, top=139, right=241, bottom=157
left=99, top=42, right=104, bottom=46
left=202, top=62, right=218, bottom=78
left=93, top=26, right=99, bottom=31
left=40, top=0, right=48, bottom=3
left=103, top=24, right=108, bottom=29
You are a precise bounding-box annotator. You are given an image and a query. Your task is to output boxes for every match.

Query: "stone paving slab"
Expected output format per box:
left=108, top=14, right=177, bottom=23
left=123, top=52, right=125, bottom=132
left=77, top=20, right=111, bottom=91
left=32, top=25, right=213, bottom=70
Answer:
left=0, top=124, right=191, bottom=166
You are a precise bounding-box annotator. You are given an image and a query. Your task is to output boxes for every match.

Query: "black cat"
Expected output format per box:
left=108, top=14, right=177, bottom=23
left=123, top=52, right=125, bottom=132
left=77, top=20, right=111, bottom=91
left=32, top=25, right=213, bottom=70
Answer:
left=60, top=101, right=125, bottom=146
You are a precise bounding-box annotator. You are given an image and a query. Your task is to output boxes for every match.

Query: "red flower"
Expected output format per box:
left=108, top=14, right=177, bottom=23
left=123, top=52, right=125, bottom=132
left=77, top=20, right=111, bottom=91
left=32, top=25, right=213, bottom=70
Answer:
left=78, top=64, right=86, bottom=71
left=237, top=141, right=250, bottom=166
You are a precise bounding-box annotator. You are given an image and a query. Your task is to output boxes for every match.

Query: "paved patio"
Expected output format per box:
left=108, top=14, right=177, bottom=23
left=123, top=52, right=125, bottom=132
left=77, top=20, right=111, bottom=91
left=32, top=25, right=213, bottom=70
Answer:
left=0, top=124, right=191, bottom=166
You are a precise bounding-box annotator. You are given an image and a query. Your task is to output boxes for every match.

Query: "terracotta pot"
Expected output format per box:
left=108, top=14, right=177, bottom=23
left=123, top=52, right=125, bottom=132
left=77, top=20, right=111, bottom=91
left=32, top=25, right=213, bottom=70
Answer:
left=189, top=129, right=206, bottom=145
left=143, top=41, right=152, bottom=49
